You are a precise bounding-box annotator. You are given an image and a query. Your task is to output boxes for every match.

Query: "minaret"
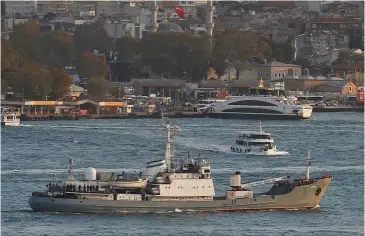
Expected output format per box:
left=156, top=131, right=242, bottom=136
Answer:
left=151, top=0, right=158, bottom=32
left=206, top=0, right=214, bottom=52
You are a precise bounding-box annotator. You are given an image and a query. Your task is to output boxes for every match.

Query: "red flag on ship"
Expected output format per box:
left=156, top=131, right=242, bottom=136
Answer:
left=174, top=6, right=185, bottom=18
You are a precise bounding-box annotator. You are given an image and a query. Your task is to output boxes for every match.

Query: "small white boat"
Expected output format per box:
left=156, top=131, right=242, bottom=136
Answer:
left=1, top=112, right=21, bottom=127
left=109, top=178, right=148, bottom=189
left=230, top=122, right=289, bottom=156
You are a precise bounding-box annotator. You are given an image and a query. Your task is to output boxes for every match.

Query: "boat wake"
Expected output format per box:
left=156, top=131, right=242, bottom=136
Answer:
left=19, top=124, right=35, bottom=127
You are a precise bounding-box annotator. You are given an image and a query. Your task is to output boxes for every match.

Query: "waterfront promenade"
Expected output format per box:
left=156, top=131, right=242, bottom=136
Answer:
left=20, top=106, right=364, bottom=121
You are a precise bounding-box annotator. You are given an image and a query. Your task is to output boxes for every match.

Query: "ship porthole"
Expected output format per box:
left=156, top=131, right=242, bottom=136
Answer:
left=315, top=187, right=321, bottom=196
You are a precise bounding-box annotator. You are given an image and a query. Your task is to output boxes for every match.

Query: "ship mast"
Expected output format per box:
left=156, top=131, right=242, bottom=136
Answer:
left=306, top=150, right=311, bottom=180
left=163, top=121, right=180, bottom=172
left=259, top=120, right=262, bottom=133
left=67, top=159, right=74, bottom=180
left=165, top=122, right=172, bottom=171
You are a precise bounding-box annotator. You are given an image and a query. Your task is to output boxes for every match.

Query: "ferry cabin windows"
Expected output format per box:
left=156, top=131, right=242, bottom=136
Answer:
left=239, top=134, right=271, bottom=139
left=222, top=108, right=283, bottom=114
left=228, top=100, right=277, bottom=106
left=235, top=140, right=273, bottom=148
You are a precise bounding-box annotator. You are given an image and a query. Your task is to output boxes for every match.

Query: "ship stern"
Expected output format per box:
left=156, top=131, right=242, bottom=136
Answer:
left=300, top=106, right=313, bottom=119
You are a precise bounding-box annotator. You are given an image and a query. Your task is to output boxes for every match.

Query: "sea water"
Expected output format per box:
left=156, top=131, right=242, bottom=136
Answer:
left=1, top=112, right=364, bottom=236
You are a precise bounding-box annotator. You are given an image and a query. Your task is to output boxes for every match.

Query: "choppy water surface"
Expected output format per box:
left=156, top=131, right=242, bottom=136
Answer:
left=1, top=112, right=364, bottom=236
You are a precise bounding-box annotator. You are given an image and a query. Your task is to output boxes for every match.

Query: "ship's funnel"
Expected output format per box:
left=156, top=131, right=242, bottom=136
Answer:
left=230, top=171, right=241, bottom=188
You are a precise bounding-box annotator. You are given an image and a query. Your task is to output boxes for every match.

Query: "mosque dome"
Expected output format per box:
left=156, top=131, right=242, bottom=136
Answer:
left=157, top=21, right=184, bottom=33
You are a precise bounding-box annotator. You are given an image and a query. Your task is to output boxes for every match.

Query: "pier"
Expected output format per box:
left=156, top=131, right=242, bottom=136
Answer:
left=312, top=106, right=364, bottom=112
left=21, top=112, right=206, bottom=121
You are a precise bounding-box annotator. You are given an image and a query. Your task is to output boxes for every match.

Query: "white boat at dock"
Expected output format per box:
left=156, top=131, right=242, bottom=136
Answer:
left=1, top=107, right=21, bottom=127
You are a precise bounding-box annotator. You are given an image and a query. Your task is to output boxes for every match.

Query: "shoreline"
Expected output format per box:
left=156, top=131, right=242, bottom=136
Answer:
left=19, top=106, right=364, bottom=121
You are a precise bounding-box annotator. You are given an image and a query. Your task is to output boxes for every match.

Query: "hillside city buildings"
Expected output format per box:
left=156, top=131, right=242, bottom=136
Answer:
left=2, top=0, right=364, bottom=99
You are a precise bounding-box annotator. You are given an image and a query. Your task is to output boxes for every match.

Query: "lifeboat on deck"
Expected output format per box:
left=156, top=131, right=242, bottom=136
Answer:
left=109, top=178, right=148, bottom=189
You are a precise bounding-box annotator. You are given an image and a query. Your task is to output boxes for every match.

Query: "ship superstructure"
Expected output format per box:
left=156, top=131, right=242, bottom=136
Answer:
left=231, top=122, right=289, bottom=156
left=28, top=120, right=332, bottom=213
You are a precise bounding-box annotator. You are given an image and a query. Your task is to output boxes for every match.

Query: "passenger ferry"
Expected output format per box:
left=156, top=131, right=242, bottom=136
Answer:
left=196, top=99, right=226, bottom=112
left=205, top=95, right=312, bottom=119
left=231, top=122, right=289, bottom=156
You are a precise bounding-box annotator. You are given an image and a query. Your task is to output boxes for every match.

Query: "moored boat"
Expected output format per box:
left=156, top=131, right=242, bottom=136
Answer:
left=1, top=107, right=21, bottom=126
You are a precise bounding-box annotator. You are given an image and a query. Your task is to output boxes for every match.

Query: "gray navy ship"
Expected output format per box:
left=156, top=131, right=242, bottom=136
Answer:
left=29, top=120, right=332, bottom=213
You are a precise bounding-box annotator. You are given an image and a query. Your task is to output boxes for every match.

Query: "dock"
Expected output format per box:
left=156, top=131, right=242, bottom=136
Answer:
left=17, top=106, right=364, bottom=121
left=312, top=106, right=364, bottom=112
left=21, top=112, right=206, bottom=121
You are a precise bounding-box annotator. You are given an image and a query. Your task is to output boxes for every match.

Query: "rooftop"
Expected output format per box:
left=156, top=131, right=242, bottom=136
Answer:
left=261, top=61, right=301, bottom=67
left=310, top=17, right=362, bottom=23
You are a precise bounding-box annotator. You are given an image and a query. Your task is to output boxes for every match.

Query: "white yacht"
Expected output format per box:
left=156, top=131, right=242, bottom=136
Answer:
left=204, top=95, right=313, bottom=119
left=231, top=123, right=289, bottom=156
left=1, top=107, right=21, bottom=126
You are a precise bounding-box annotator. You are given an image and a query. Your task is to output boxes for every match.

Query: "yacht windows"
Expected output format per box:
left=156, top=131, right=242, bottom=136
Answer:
left=222, top=108, right=283, bottom=114
left=228, top=100, right=277, bottom=106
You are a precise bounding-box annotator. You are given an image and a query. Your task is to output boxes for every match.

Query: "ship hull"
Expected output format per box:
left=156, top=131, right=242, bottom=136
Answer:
left=207, top=113, right=310, bottom=120
left=29, top=178, right=331, bottom=213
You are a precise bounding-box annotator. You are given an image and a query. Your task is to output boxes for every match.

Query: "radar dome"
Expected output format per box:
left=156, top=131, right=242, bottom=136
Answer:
left=85, top=167, right=97, bottom=181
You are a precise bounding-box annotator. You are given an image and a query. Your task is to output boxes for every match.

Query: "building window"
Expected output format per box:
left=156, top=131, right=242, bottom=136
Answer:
left=312, top=24, right=316, bottom=28
left=260, top=73, right=263, bottom=77
left=282, top=73, right=285, bottom=77
left=274, top=73, right=277, bottom=77
left=349, top=86, right=352, bottom=92
left=294, top=73, right=297, bottom=76
left=266, top=72, right=269, bottom=77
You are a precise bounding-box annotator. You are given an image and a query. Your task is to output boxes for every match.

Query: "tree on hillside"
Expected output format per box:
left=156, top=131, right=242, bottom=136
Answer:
left=7, top=63, right=52, bottom=99
left=75, top=52, right=108, bottom=79
left=333, top=51, right=363, bottom=65
left=292, top=58, right=313, bottom=72
left=85, top=76, right=106, bottom=99
left=141, top=32, right=211, bottom=82
left=196, top=7, right=206, bottom=21
left=10, top=20, right=43, bottom=63
left=260, top=37, right=294, bottom=63
left=73, top=19, right=113, bottom=53
left=115, top=36, right=140, bottom=63
left=49, top=68, right=72, bottom=99
left=213, top=29, right=271, bottom=79
left=37, top=31, right=75, bottom=68
left=1, top=1, right=6, bottom=19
